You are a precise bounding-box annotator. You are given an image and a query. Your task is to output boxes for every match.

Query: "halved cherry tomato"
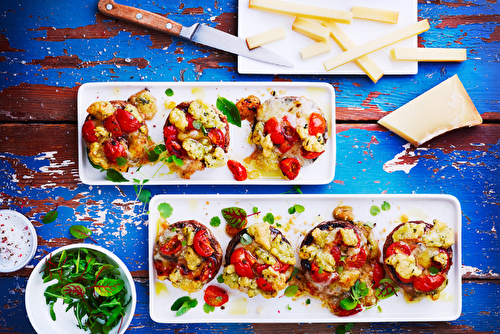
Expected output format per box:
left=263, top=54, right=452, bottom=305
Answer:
left=413, top=274, right=446, bottom=292
left=103, top=139, right=127, bottom=162
left=310, top=262, right=332, bottom=283
left=165, top=139, right=186, bottom=158
left=193, top=230, right=214, bottom=257
left=82, top=120, right=98, bottom=143
left=227, top=160, right=247, bottom=181
left=386, top=242, right=412, bottom=257
left=255, top=264, right=269, bottom=275
left=278, top=141, right=294, bottom=153
left=185, top=113, right=196, bottom=131
left=330, top=246, right=342, bottom=263
left=160, top=235, right=182, bottom=255
left=373, top=262, right=385, bottom=287
left=279, top=158, right=301, bottom=180
left=256, top=277, right=275, bottom=292
left=207, top=128, right=225, bottom=147
left=345, top=248, right=367, bottom=269
left=230, top=248, right=256, bottom=278
left=300, top=148, right=324, bottom=160
left=264, top=117, right=285, bottom=144
left=200, top=258, right=216, bottom=281
left=104, top=114, right=123, bottom=138
left=308, top=112, right=326, bottom=136
left=116, top=108, right=141, bottom=133
left=204, top=285, right=229, bottom=307
left=281, top=117, right=300, bottom=142
left=271, top=261, right=290, bottom=274
left=163, top=124, right=178, bottom=139
left=335, top=303, right=362, bottom=317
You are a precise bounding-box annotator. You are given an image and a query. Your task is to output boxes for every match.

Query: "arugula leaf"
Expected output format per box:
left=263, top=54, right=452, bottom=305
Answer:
left=42, top=210, right=58, bottom=224
left=221, top=207, right=247, bottom=228
left=216, top=95, right=241, bottom=127
left=158, top=203, right=173, bottom=218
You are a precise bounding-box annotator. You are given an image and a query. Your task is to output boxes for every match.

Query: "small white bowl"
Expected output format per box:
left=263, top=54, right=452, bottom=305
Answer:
left=25, top=244, right=137, bottom=334
left=0, top=210, right=37, bottom=273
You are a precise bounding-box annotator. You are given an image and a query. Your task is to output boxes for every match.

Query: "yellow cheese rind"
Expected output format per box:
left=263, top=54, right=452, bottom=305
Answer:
left=390, top=47, right=467, bottom=62
left=324, top=19, right=430, bottom=71
left=322, top=20, right=383, bottom=83
left=246, top=27, right=286, bottom=49
left=300, top=41, right=332, bottom=59
left=352, top=6, right=399, bottom=24
left=248, top=0, right=353, bottom=24
left=292, top=17, right=330, bottom=42
left=378, top=74, right=482, bottom=147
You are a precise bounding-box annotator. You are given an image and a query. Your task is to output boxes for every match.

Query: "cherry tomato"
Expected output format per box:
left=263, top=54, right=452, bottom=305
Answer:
left=165, top=138, right=186, bottom=158
left=281, top=117, right=300, bottom=142
left=335, top=303, right=362, bottom=317
left=163, top=124, right=178, bottom=139
left=386, top=242, right=411, bottom=257
left=413, top=274, right=446, bottom=292
left=204, top=285, right=229, bottom=307
left=200, top=258, right=216, bottom=281
left=310, top=261, right=332, bottom=283
left=373, top=262, right=385, bottom=287
left=230, top=248, right=256, bottom=278
left=82, top=120, right=98, bottom=143
left=271, top=261, right=290, bottom=274
left=330, top=246, right=342, bottom=263
left=104, top=114, right=123, bottom=138
left=279, top=158, right=301, bottom=180
left=264, top=117, right=285, bottom=144
left=308, top=112, right=326, bottom=136
left=256, top=277, right=275, bottom=292
left=207, top=128, right=225, bottom=147
left=103, top=139, right=127, bottom=163
left=185, top=113, right=196, bottom=131
left=160, top=235, right=182, bottom=255
left=345, top=249, right=367, bottom=269
left=300, top=148, right=324, bottom=160
left=255, top=264, right=269, bottom=275
left=278, top=141, right=293, bottom=153
left=116, top=108, right=141, bottom=133
left=227, top=160, right=247, bottom=181
left=193, top=230, right=214, bottom=257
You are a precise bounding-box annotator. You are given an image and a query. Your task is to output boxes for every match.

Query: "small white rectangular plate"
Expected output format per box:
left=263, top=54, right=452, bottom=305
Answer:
left=238, top=0, right=418, bottom=75
left=77, top=82, right=335, bottom=185
left=148, top=194, right=462, bottom=323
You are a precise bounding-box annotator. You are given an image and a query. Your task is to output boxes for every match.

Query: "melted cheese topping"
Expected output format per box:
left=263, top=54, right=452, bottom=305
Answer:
left=422, top=219, right=455, bottom=248
left=385, top=253, right=422, bottom=279
left=392, top=223, right=425, bottom=242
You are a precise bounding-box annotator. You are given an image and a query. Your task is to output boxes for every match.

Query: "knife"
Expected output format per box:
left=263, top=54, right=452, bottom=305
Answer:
left=97, top=0, right=293, bottom=67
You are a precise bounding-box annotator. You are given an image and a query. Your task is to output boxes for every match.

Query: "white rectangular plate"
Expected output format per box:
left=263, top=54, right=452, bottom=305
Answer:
left=148, top=194, right=462, bottom=323
left=77, top=82, right=335, bottom=185
left=238, top=0, right=418, bottom=75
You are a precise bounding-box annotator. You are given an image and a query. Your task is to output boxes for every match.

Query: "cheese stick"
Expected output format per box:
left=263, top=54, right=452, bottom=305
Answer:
left=390, top=47, right=467, bottom=62
left=352, top=6, right=399, bottom=24
left=246, top=27, right=286, bottom=49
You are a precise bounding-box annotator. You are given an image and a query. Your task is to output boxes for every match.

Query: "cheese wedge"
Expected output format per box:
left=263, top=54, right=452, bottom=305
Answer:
left=248, top=0, right=353, bottom=24
left=390, top=47, right=467, bottom=62
left=352, top=6, right=399, bottom=24
left=324, top=19, right=430, bottom=71
left=246, top=27, right=286, bottom=49
left=300, top=41, right=332, bottom=59
left=322, top=20, right=383, bottom=83
left=293, top=17, right=330, bottom=42
left=378, top=74, right=482, bottom=147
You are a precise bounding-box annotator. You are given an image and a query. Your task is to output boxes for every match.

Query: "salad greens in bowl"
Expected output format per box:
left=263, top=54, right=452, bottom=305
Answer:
left=26, top=244, right=137, bottom=334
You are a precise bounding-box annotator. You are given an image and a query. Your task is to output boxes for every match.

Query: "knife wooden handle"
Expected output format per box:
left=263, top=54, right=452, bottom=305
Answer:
left=98, top=0, right=183, bottom=36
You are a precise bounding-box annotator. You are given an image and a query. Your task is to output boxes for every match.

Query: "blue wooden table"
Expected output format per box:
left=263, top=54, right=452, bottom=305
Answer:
left=1, top=0, right=499, bottom=333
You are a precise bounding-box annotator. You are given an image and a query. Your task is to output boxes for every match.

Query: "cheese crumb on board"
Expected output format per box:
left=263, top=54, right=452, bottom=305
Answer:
left=246, top=27, right=286, bottom=49
left=390, top=47, right=467, bottom=62
left=248, top=0, right=353, bottom=24
left=292, top=17, right=330, bottom=42
left=300, top=41, right=332, bottom=59
left=322, top=20, right=383, bottom=83
left=378, top=74, right=482, bottom=147
left=352, top=6, right=399, bottom=24
left=323, top=19, right=430, bottom=71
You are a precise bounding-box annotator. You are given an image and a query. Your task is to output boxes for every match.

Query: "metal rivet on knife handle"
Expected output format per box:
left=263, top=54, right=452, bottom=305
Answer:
left=105, top=4, right=112, bottom=10
left=136, top=13, right=143, bottom=20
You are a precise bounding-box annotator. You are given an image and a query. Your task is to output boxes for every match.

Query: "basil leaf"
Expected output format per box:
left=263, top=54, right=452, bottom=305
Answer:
left=171, top=296, right=191, bottom=311
left=106, top=169, right=128, bottom=183
left=339, top=297, right=357, bottom=311
left=216, top=95, right=241, bottom=127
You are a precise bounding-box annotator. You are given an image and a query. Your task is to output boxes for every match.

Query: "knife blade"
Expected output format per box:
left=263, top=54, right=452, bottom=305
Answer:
left=97, top=0, right=293, bottom=67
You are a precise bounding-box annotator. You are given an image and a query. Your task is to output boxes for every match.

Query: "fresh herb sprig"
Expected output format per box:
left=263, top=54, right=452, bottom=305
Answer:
left=340, top=280, right=369, bottom=311
left=42, top=248, right=130, bottom=334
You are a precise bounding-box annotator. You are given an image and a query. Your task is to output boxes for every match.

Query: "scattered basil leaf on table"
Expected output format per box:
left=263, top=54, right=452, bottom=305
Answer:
left=171, top=296, right=198, bottom=317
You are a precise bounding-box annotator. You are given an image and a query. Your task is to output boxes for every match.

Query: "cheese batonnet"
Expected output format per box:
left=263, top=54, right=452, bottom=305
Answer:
left=378, top=74, right=482, bottom=147
left=390, top=47, right=467, bottom=62
left=292, top=17, right=330, bottom=42
left=300, top=41, right=332, bottom=59
left=246, top=27, right=286, bottom=49
left=352, top=6, right=399, bottom=24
